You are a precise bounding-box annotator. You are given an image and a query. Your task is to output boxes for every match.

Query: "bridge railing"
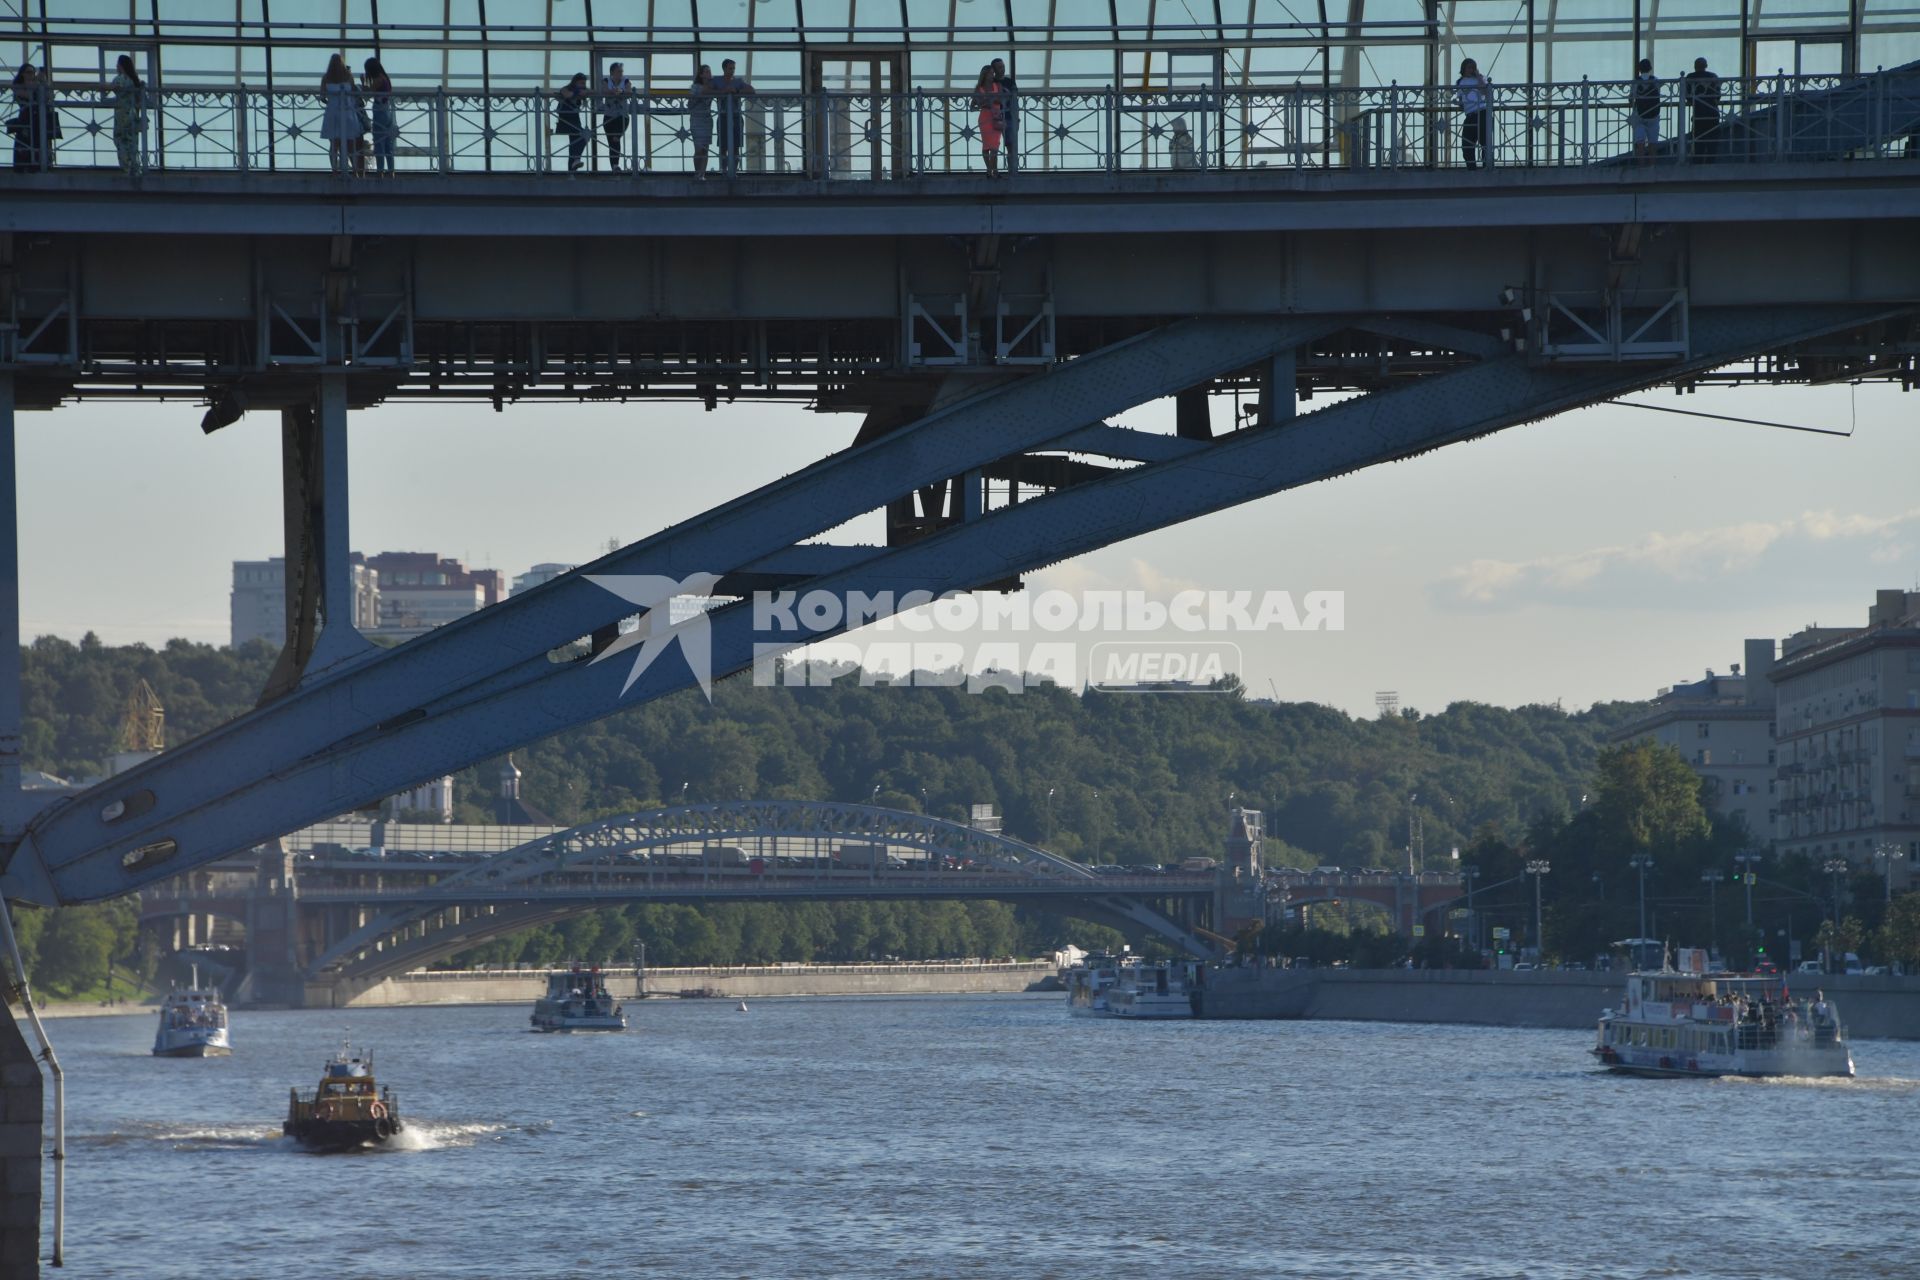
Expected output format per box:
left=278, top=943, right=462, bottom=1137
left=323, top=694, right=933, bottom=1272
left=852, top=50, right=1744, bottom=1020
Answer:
left=19, top=70, right=1919, bottom=180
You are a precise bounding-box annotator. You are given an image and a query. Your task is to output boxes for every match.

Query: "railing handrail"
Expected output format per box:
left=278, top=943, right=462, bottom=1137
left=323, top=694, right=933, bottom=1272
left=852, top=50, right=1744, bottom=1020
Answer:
left=14, top=67, right=1917, bottom=183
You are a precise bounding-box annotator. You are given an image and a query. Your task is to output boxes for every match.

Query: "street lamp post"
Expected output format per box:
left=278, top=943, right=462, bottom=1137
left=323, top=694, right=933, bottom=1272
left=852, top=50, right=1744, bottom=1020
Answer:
left=1629, top=854, right=1655, bottom=939
left=1464, top=863, right=1481, bottom=952
left=1733, top=851, right=1761, bottom=934
left=1873, top=841, right=1906, bottom=903
left=1701, top=870, right=1723, bottom=957
left=1822, top=858, right=1849, bottom=926
left=1821, top=857, right=1850, bottom=973
left=1526, top=859, right=1550, bottom=958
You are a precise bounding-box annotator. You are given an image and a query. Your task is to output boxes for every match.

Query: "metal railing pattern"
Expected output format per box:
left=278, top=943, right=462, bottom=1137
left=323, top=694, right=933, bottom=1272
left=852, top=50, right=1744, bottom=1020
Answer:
left=10, top=71, right=1919, bottom=179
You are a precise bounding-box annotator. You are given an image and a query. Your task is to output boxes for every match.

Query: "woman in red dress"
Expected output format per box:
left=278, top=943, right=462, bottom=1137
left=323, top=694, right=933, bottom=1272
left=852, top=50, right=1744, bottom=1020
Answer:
left=974, top=64, right=1004, bottom=176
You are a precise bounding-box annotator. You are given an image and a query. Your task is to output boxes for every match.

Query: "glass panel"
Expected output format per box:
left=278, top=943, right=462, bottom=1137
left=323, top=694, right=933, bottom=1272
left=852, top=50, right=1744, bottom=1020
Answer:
left=645, top=0, right=697, bottom=43
left=904, top=0, right=956, bottom=43
left=483, top=0, right=551, bottom=42
left=1751, top=0, right=1851, bottom=31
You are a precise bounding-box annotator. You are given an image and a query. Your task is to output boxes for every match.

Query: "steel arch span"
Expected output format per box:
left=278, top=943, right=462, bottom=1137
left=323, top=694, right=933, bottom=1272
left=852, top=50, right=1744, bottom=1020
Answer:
left=310, top=801, right=1223, bottom=983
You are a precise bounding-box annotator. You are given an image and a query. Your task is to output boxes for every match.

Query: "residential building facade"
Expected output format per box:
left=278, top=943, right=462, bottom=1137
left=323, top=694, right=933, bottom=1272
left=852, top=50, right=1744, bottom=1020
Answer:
left=1771, top=589, right=1920, bottom=888
left=1612, top=637, right=1777, bottom=844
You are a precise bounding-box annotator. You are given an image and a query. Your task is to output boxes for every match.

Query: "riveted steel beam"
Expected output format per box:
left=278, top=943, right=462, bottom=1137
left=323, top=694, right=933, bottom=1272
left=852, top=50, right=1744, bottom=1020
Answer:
left=13, top=316, right=1337, bottom=904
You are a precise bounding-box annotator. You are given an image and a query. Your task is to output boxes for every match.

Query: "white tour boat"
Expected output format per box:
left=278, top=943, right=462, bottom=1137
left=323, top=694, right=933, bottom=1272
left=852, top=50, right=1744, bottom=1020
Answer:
left=1593, top=948, right=1852, bottom=1079
left=1066, top=952, right=1195, bottom=1019
left=152, top=976, right=231, bottom=1057
left=530, top=964, right=628, bottom=1032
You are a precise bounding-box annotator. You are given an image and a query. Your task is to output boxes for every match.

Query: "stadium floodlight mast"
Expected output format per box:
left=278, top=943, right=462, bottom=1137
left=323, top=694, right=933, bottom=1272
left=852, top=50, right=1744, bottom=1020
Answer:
left=1629, top=854, right=1656, bottom=940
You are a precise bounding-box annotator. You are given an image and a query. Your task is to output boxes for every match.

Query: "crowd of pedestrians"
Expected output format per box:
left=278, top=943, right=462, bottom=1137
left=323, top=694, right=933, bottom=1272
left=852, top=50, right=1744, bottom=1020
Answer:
left=5, top=48, right=1909, bottom=179
left=1454, top=53, right=1728, bottom=169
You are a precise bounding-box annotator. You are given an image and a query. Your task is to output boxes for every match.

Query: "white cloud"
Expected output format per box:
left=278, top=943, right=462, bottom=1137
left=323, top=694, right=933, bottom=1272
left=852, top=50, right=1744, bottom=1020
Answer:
left=1438, top=508, right=1920, bottom=608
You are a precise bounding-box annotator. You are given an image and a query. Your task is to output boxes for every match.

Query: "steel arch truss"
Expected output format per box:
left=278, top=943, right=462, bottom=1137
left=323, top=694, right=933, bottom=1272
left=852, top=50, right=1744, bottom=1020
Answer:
left=309, top=800, right=1221, bottom=983
left=6, top=303, right=1911, bottom=915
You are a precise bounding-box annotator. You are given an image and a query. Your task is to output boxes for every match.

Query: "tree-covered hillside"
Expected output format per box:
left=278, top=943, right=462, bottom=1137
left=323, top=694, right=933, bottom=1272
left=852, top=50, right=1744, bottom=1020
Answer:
left=12, top=634, right=1653, bottom=986
left=24, top=634, right=1645, bottom=868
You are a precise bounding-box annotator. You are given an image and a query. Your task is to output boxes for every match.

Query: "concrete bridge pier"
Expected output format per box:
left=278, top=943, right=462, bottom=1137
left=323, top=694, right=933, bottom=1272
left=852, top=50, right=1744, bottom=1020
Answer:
left=0, top=1007, right=42, bottom=1278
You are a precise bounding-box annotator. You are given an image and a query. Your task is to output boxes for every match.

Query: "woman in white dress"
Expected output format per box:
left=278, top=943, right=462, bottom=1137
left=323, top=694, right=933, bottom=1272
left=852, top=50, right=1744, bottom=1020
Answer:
left=320, top=53, right=364, bottom=174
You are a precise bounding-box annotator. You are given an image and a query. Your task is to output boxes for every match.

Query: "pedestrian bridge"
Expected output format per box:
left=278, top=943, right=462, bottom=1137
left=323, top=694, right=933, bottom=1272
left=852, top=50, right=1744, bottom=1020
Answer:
left=139, top=801, right=1234, bottom=991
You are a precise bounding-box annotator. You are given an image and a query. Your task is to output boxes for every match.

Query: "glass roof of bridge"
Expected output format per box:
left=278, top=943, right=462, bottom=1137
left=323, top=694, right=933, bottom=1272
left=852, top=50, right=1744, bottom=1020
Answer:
left=6, top=1, right=1919, bottom=91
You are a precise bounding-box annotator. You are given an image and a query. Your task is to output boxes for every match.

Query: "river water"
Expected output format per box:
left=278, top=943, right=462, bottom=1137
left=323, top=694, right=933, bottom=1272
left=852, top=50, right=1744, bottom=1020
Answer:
left=47, top=995, right=1920, bottom=1279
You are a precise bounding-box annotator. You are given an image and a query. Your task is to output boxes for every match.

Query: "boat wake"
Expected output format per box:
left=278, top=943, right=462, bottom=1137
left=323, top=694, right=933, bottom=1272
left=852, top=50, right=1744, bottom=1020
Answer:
left=380, top=1119, right=550, bottom=1152
left=1716, top=1073, right=1920, bottom=1094
left=75, top=1121, right=283, bottom=1152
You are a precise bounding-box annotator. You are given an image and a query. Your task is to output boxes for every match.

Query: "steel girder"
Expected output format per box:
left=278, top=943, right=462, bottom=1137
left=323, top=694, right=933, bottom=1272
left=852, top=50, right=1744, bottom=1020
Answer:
left=5, top=316, right=1335, bottom=906
left=5, top=305, right=1899, bottom=910
left=324, top=881, right=1225, bottom=986
left=310, top=800, right=1108, bottom=974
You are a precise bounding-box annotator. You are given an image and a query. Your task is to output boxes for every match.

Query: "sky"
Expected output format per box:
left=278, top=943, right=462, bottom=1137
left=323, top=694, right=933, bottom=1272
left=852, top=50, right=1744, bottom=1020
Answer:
left=14, top=379, right=1914, bottom=719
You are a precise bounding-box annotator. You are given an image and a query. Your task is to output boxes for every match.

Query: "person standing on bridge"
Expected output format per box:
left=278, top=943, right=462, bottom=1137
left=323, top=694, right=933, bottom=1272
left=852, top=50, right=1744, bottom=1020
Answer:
left=555, top=73, right=590, bottom=174
left=1630, top=59, right=1663, bottom=160
left=1683, top=57, right=1721, bottom=162
left=1454, top=58, right=1493, bottom=170
left=714, top=59, right=755, bottom=175
left=689, top=64, right=714, bottom=178
left=319, top=54, right=365, bottom=176
left=110, top=55, right=147, bottom=179
left=975, top=64, right=1006, bottom=177
left=601, top=62, right=636, bottom=172
left=363, top=57, right=395, bottom=176
left=991, top=57, right=1019, bottom=173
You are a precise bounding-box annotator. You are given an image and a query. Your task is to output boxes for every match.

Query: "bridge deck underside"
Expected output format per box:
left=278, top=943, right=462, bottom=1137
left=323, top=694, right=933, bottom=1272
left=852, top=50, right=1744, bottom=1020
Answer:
left=6, top=165, right=1919, bottom=409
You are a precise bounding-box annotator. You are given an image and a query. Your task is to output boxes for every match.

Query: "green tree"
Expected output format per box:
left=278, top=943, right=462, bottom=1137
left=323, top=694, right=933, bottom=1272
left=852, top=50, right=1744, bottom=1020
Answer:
left=1873, top=892, right=1920, bottom=971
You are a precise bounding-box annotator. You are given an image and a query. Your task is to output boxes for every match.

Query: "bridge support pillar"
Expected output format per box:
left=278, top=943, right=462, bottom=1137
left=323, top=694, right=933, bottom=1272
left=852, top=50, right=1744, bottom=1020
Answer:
left=262, top=374, right=367, bottom=703
left=0, top=372, right=42, bottom=1278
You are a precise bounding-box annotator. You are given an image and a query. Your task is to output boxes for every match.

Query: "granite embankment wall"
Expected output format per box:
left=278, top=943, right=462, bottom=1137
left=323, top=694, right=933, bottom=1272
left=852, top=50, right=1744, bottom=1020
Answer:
left=1195, top=969, right=1920, bottom=1040
left=336, top=961, right=1056, bottom=1008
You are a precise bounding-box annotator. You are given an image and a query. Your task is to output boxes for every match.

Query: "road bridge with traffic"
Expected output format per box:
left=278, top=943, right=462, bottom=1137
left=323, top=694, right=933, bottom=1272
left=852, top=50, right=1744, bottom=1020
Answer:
left=136, top=799, right=1238, bottom=1003
left=2, top=6, right=1920, bottom=1273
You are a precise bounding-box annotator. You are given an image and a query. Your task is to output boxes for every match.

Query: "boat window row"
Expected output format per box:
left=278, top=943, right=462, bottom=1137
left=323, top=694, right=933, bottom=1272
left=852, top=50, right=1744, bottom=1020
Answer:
left=1607, top=1023, right=1731, bottom=1055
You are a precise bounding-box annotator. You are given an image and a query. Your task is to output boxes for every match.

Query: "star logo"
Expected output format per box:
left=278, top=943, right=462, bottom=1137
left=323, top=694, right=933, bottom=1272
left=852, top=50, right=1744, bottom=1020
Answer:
left=585, top=572, right=724, bottom=701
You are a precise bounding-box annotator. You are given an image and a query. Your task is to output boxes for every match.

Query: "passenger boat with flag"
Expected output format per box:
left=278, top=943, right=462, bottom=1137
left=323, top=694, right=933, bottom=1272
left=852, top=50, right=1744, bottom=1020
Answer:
left=1065, top=951, right=1196, bottom=1019
left=151, top=973, right=230, bottom=1057
left=1592, top=946, right=1853, bottom=1079
left=530, top=964, right=628, bottom=1032
left=283, top=1042, right=405, bottom=1152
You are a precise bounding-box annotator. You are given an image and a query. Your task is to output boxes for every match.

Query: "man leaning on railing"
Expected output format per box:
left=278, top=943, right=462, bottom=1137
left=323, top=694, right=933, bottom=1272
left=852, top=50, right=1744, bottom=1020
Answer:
left=1683, top=57, right=1722, bottom=162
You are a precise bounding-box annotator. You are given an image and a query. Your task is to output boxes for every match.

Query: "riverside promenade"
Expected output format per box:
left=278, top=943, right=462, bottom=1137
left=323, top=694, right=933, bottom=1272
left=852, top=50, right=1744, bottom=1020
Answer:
left=334, top=960, right=1056, bottom=1008
left=1196, top=968, right=1920, bottom=1041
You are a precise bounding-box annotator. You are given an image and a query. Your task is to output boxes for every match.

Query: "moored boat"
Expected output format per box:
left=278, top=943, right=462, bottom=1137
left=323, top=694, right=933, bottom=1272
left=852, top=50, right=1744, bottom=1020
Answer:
left=151, top=977, right=230, bottom=1058
left=284, top=1043, right=405, bottom=1152
left=1593, top=947, right=1853, bottom=1079
left=530, top=964, right=628, bottom=1032
left=1066, top=952, right=1196, bottom=1019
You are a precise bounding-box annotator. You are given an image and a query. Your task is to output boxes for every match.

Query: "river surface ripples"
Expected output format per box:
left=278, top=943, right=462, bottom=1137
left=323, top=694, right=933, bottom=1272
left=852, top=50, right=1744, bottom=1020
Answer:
left=47, top=995, right=1920, bottom=1279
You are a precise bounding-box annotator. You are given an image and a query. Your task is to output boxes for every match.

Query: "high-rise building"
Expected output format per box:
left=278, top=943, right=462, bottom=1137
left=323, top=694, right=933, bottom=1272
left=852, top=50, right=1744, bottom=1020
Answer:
left=363, top=552, right=505, bottom=640
left=1610, top=638, right=1778, bottom=844
left=513, top=562, right=574, bottom=595
left=229, top=556, right=379, bottom=649
left=1770, top=589, right=1920, bottom=887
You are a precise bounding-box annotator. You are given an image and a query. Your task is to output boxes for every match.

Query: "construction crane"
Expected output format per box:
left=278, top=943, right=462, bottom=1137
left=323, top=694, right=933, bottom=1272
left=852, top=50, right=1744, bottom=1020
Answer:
left=115, top=679, right=166, bottom=754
